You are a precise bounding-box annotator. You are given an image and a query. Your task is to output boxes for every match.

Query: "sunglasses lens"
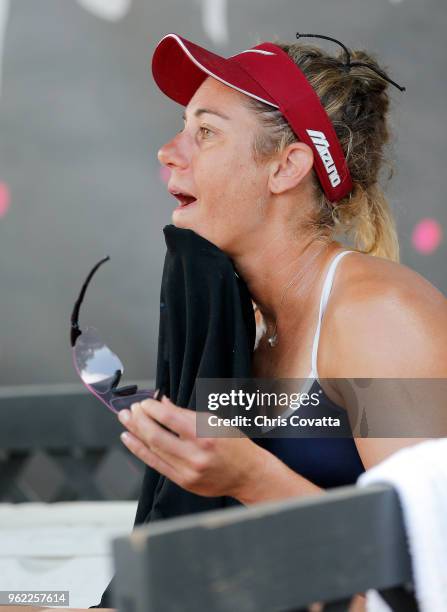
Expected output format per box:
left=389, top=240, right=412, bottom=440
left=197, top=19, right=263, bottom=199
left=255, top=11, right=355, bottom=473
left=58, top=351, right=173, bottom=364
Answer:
left=73, top=327, right=124, bottom=394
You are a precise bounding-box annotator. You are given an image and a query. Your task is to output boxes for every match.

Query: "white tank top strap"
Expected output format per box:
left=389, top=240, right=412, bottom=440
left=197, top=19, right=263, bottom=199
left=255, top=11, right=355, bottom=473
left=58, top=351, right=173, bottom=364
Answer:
left=309, top=250, right=354, bottom=381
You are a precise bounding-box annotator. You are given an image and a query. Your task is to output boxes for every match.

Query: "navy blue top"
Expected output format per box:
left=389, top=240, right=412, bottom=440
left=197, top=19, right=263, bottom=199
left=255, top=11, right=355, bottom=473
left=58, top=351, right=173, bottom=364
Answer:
left=256, top=379, right=365, bottom=489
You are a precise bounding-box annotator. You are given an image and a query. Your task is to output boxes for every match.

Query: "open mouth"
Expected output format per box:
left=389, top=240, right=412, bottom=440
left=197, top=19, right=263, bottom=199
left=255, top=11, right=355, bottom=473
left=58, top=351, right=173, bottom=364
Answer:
left=171, top=191, right=197, bottom=208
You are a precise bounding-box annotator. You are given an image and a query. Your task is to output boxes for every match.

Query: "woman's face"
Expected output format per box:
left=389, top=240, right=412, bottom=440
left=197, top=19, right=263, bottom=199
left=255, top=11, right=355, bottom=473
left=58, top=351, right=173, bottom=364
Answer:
left=158, top=77, right=271, bottom=253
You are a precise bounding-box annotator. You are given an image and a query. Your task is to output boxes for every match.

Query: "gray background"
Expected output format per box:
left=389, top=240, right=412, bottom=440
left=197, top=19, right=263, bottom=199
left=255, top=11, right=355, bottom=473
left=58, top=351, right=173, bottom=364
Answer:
left=0, top=0, right=445, bottom=386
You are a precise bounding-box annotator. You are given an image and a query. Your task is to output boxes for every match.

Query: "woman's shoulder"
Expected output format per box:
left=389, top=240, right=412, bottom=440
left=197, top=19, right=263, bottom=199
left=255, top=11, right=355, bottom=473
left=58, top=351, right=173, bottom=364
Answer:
left=321, top=250, right=447, bottom=377
left=339, top=250, right=445, bottom=304
left=332, top=250, right=446, bottom=316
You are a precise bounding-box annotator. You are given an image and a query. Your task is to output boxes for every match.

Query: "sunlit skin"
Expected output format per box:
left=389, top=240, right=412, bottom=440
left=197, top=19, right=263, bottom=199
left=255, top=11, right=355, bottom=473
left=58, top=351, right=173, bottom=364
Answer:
left=118, top=76, right=447, bottom=505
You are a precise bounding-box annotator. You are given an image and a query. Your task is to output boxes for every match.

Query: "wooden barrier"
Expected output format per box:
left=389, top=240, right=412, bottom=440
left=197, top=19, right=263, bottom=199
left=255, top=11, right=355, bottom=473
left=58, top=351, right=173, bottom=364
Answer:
left=112, top=483, right=417, bottom=611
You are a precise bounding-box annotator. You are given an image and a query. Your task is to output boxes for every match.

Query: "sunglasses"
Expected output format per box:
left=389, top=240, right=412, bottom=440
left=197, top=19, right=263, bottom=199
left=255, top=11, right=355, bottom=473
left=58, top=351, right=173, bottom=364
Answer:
left=70, top=256, right=156, bottom=414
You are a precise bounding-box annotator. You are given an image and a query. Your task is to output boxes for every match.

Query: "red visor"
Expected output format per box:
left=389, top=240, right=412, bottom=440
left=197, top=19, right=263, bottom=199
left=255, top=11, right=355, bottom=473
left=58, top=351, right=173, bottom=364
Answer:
left=152, top=33, right=353, bottom=203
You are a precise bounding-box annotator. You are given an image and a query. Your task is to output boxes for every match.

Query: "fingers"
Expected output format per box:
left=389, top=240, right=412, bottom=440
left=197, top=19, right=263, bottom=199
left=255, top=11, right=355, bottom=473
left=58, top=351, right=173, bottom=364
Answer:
left=118, top=402, right=202, bottom=488
left=117, top=397, right=221, bottom=492
left=120, top=429, right=210, bottom=493
left=118, top=403, right=185, bottom=459
left=118, top=396, right=199, bottom=461
left=141, top=395, right=196, bottom=440
left=120, top=431, right=179, bottom=482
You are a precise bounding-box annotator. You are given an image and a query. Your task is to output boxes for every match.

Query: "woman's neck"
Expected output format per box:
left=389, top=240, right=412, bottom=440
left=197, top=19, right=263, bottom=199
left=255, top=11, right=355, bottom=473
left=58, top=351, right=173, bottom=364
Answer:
left=233, top=231, right=343, bottom=340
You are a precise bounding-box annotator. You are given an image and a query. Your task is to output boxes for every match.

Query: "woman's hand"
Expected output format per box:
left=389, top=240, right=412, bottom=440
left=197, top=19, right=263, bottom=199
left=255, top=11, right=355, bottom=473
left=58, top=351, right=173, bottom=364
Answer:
left=117, top=395, right=268, bottom=501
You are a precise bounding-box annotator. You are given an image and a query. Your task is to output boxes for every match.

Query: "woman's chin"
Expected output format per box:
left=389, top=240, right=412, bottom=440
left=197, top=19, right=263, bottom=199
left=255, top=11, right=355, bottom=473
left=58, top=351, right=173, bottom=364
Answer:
left=172, top=199, right=199, bottom=227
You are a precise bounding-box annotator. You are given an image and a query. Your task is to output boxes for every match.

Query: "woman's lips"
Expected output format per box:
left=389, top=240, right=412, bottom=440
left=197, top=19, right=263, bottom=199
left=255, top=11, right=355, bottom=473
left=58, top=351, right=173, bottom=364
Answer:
left=176, top=194, right=197, bottom=207
left=169, top=188, right=198, bottom=210
left=173, top=194, right=198, bottom=209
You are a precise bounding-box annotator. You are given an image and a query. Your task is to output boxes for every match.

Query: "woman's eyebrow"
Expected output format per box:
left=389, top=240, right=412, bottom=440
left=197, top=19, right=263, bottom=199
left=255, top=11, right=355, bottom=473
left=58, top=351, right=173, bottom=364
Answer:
left=182, top=107, right=231, bottom=121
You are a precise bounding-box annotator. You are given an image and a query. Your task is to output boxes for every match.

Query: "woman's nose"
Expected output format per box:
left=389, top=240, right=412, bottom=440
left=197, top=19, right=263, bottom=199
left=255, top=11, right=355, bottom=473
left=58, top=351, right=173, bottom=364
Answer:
left=157, top=135, right=188, bottom=170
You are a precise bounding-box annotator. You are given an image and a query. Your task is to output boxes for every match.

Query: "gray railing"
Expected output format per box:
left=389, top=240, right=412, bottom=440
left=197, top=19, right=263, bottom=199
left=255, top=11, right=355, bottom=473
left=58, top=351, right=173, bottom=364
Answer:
left=112, top=483, right=418, bottom=612
left=0, top=384, right=150, bottom=502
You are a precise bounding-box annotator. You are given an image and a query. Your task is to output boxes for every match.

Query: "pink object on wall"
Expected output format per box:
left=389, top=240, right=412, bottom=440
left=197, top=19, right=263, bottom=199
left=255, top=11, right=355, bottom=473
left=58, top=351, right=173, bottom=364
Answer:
left=0, top=181, right=10, bottom=218
left=412, top=218, right=443, bottom=254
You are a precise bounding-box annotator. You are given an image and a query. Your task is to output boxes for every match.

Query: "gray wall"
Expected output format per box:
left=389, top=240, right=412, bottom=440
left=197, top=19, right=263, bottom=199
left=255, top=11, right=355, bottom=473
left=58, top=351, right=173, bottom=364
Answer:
left=0, top=0, right=446, bottom=385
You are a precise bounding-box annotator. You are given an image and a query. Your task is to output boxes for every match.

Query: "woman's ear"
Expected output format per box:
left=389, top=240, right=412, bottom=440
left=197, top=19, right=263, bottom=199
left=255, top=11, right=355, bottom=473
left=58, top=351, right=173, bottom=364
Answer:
left=268, top=142, right=314, bottom=195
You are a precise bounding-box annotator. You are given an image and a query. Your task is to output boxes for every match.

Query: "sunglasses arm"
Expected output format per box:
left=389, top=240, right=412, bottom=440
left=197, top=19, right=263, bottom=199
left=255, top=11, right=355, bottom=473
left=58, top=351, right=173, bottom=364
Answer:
left=70, top=256, right=110, bottom=347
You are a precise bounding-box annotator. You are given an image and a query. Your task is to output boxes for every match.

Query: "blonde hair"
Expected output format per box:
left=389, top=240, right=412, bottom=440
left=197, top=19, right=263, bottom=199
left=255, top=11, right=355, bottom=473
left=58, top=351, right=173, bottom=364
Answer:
left=244, top=40, right=400, bottom=262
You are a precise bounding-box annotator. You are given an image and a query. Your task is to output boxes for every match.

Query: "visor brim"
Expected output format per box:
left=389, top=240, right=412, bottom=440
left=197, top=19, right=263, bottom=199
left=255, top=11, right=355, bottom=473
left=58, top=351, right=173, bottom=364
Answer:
left=151, top=33, right=278, bottom=107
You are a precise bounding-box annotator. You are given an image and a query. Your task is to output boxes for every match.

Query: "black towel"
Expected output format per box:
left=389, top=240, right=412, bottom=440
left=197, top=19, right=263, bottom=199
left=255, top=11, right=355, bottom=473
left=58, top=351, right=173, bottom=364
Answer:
left=91, top=224, right=256, bottom=608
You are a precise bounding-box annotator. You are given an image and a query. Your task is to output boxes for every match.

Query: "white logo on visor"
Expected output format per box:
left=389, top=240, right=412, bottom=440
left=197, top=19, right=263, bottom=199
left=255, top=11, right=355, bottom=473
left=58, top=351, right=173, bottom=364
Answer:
left=306, top=129, right=341, bottom=188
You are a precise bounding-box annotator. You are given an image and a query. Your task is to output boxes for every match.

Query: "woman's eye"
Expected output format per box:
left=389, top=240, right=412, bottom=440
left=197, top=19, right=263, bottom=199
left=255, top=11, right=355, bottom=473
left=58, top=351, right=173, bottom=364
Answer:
left=199, top=126, right=212, bottom=138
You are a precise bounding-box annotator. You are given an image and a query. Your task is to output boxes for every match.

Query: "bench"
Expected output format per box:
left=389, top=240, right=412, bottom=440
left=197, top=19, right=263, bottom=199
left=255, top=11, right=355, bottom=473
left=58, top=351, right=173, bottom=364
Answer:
left=111, top=483, right=418, bottom=611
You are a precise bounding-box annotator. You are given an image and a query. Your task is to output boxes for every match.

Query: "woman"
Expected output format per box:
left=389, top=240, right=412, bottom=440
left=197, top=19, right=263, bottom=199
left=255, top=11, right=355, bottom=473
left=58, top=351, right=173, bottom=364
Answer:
left=118, top=33, right=447, bottom=505
left=108, top=32, right=447, bottom=612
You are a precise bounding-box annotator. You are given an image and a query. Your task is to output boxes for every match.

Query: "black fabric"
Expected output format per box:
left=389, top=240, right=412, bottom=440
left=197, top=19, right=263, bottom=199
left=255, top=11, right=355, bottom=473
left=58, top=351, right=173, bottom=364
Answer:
left=90, top=225, right=256, bottom=608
